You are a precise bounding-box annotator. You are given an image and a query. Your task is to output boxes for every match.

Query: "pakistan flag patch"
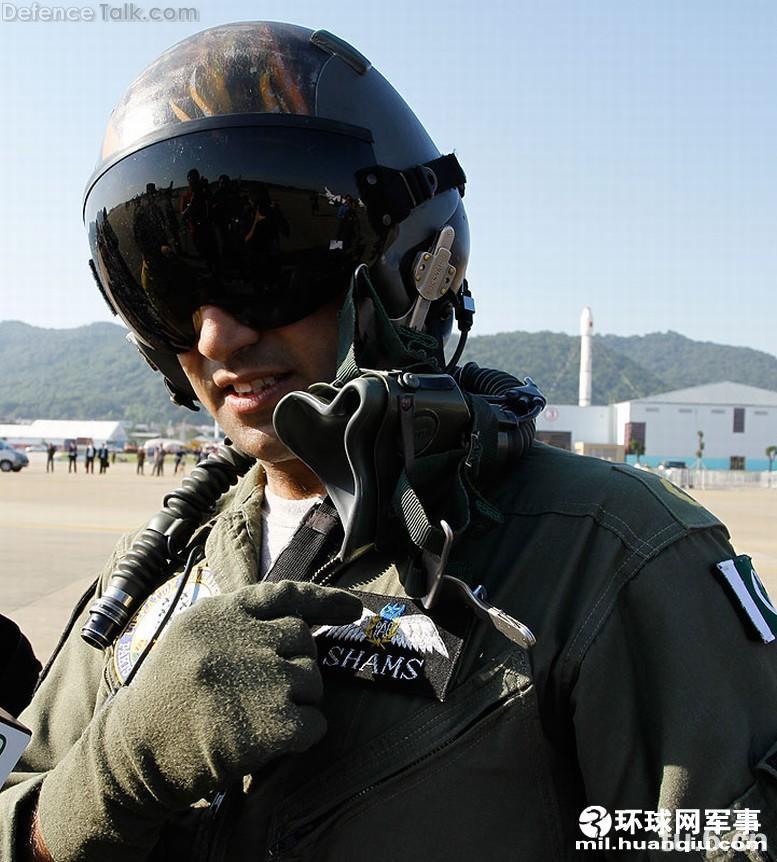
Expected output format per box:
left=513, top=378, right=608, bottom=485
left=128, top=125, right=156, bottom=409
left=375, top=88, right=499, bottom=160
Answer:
left=716, top=555, right=777, bottom=643
left=312, top=592, right=464, bottom=701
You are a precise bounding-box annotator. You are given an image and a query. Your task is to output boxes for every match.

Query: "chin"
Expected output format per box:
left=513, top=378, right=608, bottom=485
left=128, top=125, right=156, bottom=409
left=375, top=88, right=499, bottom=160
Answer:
left=223, top=422, right=293, bottom=463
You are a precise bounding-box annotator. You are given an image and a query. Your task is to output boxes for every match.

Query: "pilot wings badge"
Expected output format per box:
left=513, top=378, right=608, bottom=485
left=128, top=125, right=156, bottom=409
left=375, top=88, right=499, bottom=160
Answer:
left=316, top=602, right=449, bottom=657
left=313, top=592, right=463, bottom=701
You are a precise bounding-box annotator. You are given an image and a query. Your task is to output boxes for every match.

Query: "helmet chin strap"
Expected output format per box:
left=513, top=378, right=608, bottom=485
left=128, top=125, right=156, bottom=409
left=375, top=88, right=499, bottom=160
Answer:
left=386, top=227, right=476, bottom=372
left=333, top=265, right=444, bottom=387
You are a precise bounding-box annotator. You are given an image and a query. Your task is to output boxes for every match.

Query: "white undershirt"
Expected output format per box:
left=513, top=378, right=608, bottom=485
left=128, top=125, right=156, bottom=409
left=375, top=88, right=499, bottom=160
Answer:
left=259, top=487, right=324, bottom=578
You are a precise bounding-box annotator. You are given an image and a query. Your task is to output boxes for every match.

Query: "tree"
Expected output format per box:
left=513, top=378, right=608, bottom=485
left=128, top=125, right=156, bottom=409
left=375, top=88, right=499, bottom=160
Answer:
left=767, top=445, right=777, bottom=473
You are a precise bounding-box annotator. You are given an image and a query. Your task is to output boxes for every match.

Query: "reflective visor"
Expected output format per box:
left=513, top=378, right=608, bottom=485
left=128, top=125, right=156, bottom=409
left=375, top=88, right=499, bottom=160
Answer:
left=85, top=118, right=383, bottom=352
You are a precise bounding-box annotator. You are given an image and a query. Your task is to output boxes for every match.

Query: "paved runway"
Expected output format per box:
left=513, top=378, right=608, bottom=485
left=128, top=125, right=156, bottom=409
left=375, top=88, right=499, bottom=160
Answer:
left=2, top=453, right=776, bottom=663
left=2, top=454, right=188, bottom=661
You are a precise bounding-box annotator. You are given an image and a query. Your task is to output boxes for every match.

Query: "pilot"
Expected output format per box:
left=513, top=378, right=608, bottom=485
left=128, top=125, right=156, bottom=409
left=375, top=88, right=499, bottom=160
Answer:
left=2, top=22, right=777, bottom=862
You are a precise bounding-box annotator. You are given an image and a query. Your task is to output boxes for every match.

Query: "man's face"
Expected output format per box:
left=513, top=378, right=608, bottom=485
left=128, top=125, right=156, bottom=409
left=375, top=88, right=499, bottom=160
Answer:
left=178, top=299, right=341, bottom=461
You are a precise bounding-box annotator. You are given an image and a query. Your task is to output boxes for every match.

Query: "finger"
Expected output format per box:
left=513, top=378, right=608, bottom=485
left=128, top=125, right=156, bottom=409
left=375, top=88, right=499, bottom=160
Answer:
left=240, top=581, right=363, bottom=625
left=270, top=616, right=317, bottom=658
left=283, top=656, right=324, bottom=705
left=286, top=705, right=327, bottom=752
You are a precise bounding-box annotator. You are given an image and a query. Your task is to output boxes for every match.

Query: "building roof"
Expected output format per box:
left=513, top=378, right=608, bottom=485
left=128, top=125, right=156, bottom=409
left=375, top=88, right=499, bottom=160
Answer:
left=624, top=381, right=777, bottom=407
left=0, top=420, right=127, bottom=440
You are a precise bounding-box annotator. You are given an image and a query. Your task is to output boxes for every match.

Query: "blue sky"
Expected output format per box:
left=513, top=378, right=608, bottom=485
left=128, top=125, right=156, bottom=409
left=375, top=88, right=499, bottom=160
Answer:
left=1, top=0, right=775, bottom=357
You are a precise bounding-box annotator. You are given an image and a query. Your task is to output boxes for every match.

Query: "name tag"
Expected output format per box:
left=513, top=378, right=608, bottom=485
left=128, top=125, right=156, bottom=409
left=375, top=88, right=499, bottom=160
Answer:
left=313, top=591, right=464, bottom=701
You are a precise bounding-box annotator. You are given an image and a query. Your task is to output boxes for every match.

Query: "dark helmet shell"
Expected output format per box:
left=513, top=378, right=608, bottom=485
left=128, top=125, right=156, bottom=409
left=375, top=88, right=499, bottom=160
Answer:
left=87, top=22, right=469, bottom=406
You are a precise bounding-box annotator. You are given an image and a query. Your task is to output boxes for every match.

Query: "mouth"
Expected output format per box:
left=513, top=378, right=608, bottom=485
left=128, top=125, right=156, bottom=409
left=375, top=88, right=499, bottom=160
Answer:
left=221, top=372, right=294, bottom=416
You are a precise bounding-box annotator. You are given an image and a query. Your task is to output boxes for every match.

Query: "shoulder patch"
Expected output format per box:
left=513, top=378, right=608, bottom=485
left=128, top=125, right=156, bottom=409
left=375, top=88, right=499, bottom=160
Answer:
left=611, top=465, right=723, bottom=532
left=658, top=477, right=702, bottom=506
left=114, top=566, right=220, bottom=683
left=715, top=555, right=777, bottom=644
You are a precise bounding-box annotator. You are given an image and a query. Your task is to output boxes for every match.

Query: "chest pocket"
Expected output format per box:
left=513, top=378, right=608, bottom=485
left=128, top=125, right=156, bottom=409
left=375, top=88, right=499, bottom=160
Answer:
left=237, top=645, right=566, bottom=862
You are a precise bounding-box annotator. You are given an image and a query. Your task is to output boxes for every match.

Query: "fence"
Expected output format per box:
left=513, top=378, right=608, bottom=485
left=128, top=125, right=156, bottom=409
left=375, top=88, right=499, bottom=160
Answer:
left=660, top=467, right=777, bottom=490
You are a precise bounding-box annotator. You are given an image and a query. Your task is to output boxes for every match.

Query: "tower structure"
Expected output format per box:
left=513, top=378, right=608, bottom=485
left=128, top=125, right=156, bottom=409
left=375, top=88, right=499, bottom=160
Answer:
left=578, top=306, right=593, bottom=407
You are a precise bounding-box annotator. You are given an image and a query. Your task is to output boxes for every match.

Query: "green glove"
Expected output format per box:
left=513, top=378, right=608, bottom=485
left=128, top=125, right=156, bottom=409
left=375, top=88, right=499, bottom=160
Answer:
left=37, top=580, right=362, bottom=861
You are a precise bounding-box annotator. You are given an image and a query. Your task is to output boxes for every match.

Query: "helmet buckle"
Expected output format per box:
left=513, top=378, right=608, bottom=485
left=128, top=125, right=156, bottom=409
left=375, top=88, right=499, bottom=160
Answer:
left=405, top=164, right=438, bottom=205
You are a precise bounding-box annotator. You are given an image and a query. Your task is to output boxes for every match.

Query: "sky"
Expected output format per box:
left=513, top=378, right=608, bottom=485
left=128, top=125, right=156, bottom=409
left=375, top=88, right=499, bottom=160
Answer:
left=0, top=0, right=775, bottom=357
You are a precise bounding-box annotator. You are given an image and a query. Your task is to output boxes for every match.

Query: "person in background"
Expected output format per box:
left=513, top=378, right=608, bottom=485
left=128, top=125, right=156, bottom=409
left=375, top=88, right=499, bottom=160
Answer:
left=97, top=444, right=110, bottom=475
left=173, top=448, right=185, bottom=476
left=66, top=442, right=77, bottom=474
left=152, top=447, right=165, bottom=477
left=136, top=447, right=146, bottom=476
left=45, top=443, right=56, bottom=474
left=84, top=443, right=96, bottom=475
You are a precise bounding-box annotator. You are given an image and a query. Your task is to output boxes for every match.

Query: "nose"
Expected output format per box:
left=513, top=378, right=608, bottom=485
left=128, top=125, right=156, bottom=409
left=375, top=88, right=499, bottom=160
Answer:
left=194, top=306, right=260, bottom=363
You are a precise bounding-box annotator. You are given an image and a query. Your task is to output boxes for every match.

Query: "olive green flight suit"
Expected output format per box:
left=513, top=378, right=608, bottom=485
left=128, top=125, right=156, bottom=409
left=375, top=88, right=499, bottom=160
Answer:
left=2, top=442, right=777, bottom=860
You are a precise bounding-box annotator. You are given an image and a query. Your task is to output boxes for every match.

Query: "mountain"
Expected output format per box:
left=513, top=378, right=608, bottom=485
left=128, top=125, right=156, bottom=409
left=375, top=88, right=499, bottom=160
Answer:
left=597, top=331, right=777, bottom=394
left=459, top=331, right=667, bottom=404
left=0, top=321, right=184, bottom=424
left=1, top=321, right=775, bottom=424
left=461, top=329, right=777, bottom=403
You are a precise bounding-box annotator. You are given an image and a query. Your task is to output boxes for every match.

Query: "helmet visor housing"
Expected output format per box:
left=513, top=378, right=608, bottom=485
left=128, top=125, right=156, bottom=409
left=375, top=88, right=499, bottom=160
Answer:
left=85, top=116, right=384, bottom=353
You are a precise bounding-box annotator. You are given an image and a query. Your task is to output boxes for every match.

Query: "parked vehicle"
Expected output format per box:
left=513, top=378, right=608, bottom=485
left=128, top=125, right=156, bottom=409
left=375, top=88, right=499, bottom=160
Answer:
left=0, top=440, right=29, bottom=472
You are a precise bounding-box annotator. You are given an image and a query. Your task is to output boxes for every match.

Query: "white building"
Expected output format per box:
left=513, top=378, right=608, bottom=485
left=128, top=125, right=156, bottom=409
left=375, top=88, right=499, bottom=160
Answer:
left=614, top=382, right=777, bottom=470
left=0, top=419, right=127, bottom=448
left=536, top=382, right=777, bottom=470
left=535, top=404, right=610, bottom=451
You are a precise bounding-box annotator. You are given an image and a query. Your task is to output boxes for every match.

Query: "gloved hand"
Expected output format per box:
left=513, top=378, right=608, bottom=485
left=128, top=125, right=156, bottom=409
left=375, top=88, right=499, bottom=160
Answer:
left=37, top=580, right=362, bottom=861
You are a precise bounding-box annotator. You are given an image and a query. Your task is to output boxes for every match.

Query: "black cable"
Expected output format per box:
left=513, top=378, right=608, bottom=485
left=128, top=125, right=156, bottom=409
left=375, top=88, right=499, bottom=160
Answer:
left=82, top=443, right=255, bottom=651
left=121, top=542, right=205, bottom=688
left=445, top=328, right=469, bottom=373
left=445, top=279, right=475, bottom=373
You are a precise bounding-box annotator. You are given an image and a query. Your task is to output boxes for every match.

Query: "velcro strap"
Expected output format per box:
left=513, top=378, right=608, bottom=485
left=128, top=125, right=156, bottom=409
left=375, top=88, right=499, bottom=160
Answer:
left=356, top=153, right=466, bottom=227
left=394, top=470, right=446, bottom=558
left=392, top=447, right=472, bottom=560
left=264, top=501, right=343, bottom=583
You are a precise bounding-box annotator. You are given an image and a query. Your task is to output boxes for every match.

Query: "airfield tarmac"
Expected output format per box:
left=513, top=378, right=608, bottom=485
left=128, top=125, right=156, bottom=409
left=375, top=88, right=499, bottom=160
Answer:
left=2, top=453, right=776, bottom=663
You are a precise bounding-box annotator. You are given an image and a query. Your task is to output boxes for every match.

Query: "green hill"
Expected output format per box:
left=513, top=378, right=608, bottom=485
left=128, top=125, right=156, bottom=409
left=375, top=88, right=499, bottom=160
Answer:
left=598, top=331, right=777, bottom=393
left=460, top=331, right=667, bottom=404
left=0, top=321, right=184, bottom=424
left=1, top=320, right=775, bottom=423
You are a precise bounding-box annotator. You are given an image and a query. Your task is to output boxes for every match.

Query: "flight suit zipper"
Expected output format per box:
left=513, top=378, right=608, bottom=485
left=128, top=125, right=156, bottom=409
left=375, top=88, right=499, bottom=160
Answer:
left=264, top=691, right=518, bottom=860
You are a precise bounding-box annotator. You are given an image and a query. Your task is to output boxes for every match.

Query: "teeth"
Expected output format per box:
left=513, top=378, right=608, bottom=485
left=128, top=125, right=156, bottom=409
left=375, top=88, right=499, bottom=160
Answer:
left=233, top=376, right=278, bottom=395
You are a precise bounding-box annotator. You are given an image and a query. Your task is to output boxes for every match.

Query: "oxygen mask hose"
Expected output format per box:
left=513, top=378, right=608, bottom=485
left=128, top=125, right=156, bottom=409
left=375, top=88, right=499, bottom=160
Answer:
left=81, top=444, right=256, bottom=650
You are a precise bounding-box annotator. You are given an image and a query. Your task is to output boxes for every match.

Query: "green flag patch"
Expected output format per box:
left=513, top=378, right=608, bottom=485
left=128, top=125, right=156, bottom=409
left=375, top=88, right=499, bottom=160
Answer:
left=716, top=555, right=777, bottom=644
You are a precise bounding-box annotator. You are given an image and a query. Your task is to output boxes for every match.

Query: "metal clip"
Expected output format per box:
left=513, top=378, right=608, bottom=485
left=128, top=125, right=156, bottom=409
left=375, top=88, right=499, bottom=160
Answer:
left=448, top=581, right=536, bottom=650
left=421, top=520, right=455, bottom=611
left=408, top=226, right=457, bottom=331
left=421, top=520, right=536, bottom=650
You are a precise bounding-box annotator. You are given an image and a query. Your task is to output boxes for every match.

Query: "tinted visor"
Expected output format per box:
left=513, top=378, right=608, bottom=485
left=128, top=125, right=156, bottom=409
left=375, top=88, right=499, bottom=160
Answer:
left=85, top=118, right=383, bottom=352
